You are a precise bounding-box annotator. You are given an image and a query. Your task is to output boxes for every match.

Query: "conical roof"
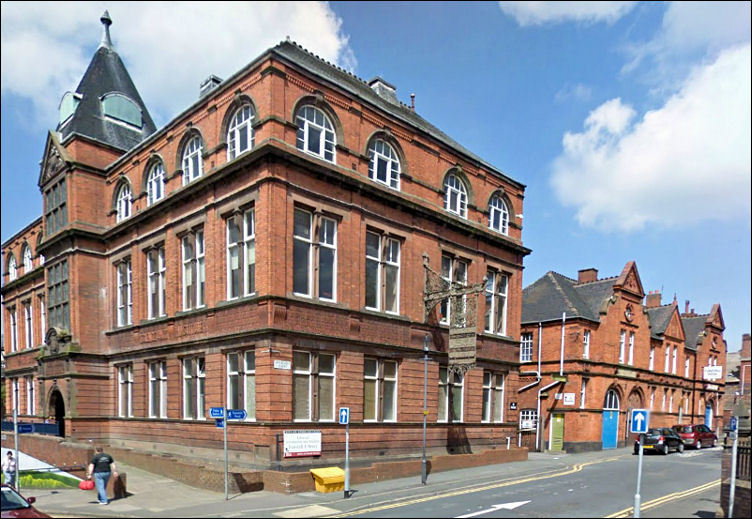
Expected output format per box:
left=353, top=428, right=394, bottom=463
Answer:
left=57, top=11, right=156, bottom=151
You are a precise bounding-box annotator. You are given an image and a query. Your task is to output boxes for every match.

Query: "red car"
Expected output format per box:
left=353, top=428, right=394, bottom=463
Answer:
left=672, top=424, right=717, bottom=449
left=1, top=485, right=51, bottom=518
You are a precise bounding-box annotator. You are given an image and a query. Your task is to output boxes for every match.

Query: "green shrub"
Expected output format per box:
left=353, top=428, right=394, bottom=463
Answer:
left=13, top=471, right=79, bottom=488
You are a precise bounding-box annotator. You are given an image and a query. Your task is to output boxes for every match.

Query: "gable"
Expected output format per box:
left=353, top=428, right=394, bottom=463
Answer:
left=38, top=131, right=72, bottom=187
left=708, top=304, right=725, bottom=331
left=614, top=261, right=644, bottom=298
left=664, top=309, right=686, bottom=342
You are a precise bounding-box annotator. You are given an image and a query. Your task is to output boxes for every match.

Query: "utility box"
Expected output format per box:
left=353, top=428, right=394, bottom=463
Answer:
left=310, top=467, right=345, bottom=493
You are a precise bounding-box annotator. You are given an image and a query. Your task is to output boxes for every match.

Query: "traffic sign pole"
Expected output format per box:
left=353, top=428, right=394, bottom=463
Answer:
left=344, top=419, right=350, bottom=499
left=729, top=416, right=738, bottom=517
left=13, top=407, right=20, bottom=490
left=634, top=438, right=643, bottom=518
left=630, top=409, right=649, bottom=518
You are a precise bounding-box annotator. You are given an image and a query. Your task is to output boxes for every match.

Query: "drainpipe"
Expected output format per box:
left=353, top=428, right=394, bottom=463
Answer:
left=560, top=312, right=566, bottom=376
left=537, top=380, right=563, bottom=452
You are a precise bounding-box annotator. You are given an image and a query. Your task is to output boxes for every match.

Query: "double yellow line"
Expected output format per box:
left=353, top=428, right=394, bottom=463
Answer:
left=605, top=479, right=720, bottom=518
left=330, top=457, right=621, bottom=517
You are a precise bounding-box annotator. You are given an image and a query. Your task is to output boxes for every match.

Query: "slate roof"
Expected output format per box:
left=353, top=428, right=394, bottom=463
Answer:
left=521, top=271, right=615, bottom=324
left=58, top=14, right=156, bottom=152
left=645, top=305, right=675, bottom=339
left=681, top=315, right=707, bottom=351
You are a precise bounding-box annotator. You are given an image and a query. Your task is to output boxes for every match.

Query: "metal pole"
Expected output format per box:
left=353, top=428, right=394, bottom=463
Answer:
left=13, top=407, right=19, bottom=490
left=224, top=412, right=228, bottom=500
left=634, top=436, right=644, bottom=518
left=422, top=334, right=429, bottom=485
left=729, top=425, right=738, bottom=518
left=344, top=421, right=351, bottom=498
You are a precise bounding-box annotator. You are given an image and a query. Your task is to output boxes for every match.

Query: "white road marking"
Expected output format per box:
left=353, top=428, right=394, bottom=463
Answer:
left=456, top=500, right=531, bottom=518
left=274, top=504, right=342, bottom=518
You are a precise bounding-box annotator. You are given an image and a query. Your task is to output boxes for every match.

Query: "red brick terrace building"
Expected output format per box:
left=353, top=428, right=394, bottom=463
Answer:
left=517, top=262, right=726, bottom=452
left=2, top=14, right=530, bottom=468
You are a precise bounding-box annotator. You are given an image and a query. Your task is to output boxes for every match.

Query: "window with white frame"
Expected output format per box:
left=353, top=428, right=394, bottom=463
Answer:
left=619, top=330, right=626, bottom=364
left=37, top=235, right=44, bottom=266
left=669, top=390, right=674, bottom=412
left=39, top=295, right=46, bottom=337
left=11, top=379, right=19, bottom=413
left=363, top=358, right=397, bottom=422
left=583, top=330, right=590, bottom=359
left=293, top=351, right=335, bottom=421
left=292, top=209, right=336, bottom=301
left=227, top=210, right=256, bottom=299
left=367, top=139, right=400, bottom=189
left=24, top=302, right=33, bottom=349
left=8, top=255, right=17, bottom=281
left=147, top=247, right=166, bottom=319
left=118, top=364, right=133, bottom=418
left=664, top=346, right=670, bottom=372
left=684, top=357, right=690, bottom=378
left=661, top=389, right=666, bottom=411
left=488, top=195, right=509, bottom=235
left=684, top=392, right=689, bottom=413
left=628, top=332, right=635, bottom=366
left=519, top=409, right=537, bottom=430
left=226, top=351, right=255, bottom=420
left=604, top=389, right=619, bottom=410
left=116, top=183, right=132, bottom=222
left=9, top=307, right=18, bottom=352
left=484, top=270, right=508, bottom=335
left=25, top=376, right=34, bottom=415
left=443, top=173, right=467, bottom=218
left=182, top=135, right=203, bottom=184
left=439, top=255, right=467, bottom=325
left=438, top=367, right=463, bottom=423
left=146, top=162, right=165, bottom=206
left=116, top=259, right=132, bottom=326
left=580, top=378, right=588, bottom=409
left=148, top=360, right=167, bottom=418
left=182, top=230, right=205, bottom=310
left=482, top=372, right=505, bottom=423
left=520, top=332, right=533, bottom=362
left=672, top=346, right=677, bottom=374
left=649, top=387, right=655, bottom=410
left=649, top=347, right=655, bottom=370
left=22, top=245, right=33, bottom=274
left=364, top=231, right=400, bottom=313
left=227, top=104, right=255, bottom=160
left=183, top=357, right=205, bottom=420
left=295, top=105, right=335, bottom=163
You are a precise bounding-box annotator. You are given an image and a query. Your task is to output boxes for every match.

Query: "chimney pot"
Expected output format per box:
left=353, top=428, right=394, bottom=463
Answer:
left=685, top=300, right=690, bottom=314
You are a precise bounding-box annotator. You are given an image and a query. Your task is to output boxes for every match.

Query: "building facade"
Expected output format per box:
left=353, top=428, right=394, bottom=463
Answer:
left=2, top=15, right=530, bottom=467
left=517, top=262, right=726, bottom=452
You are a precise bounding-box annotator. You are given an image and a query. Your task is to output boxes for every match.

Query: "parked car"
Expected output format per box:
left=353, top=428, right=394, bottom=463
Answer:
left=1, top=485, right=51, bottom=518
left=634, top=427, right=684, bottom=455
left=671, top=423, right=717, bottom=449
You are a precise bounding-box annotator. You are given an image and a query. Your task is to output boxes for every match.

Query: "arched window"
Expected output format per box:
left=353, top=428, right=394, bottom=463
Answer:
left=368, top=139, right=400, bottom=189
left=8, top=254, right=18, bottom=281
left=295, top=105, right=335, bottom=163
left=146, top=162, right=165, bottom=206
left=101, top=93, right=142, bottom=128
left=116, top=183, right=132, bottom=222
left=22, top=245, right=33, bottom=274
left=37, top=234, right=44, bottom=266
left=604, top=389, right=619, bottom=410
left=182, top=135, right=204, bottom=185
left=488, top=195, right=509, bottom=235
left=227, top=104, right=255, bottom=160
left=444, top=173, right=467, bottom=218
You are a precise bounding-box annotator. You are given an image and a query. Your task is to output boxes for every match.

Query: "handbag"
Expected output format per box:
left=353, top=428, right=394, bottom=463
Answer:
left=79, top=479, right=95, bottom=490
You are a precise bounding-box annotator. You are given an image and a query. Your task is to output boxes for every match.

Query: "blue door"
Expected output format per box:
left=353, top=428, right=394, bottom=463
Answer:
left=704, top=405, right=713, bottom=427
left=602, top=389, right=620, bottom=449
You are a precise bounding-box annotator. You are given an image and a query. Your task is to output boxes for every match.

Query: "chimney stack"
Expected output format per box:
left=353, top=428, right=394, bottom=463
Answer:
left=577, top=268, right=598, bottom=284
left=742, top=333, right=751, bottom=359
left=646, top=290, right=662, bottom=308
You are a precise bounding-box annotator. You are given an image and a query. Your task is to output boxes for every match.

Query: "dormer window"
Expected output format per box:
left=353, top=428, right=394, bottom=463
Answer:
left=101, top=93, right=143, bottom=129
left=227, top=104, right=255, bottom=160
left=295, top=105, right=335, bottom=163
left=368, top=139, right=401, bottom=190
left=58, top=92, right=81, bottom=126
left=22, top=245, right=33, bottom=274
left=146, top=162, right=165, bottom=206
left=182, top=136, right=204, bottom=185
left=488, top=195, right=509, bottom=235
left=116, top=183, right=132, bottom=222
left=444, top=173, right=467, bottom=218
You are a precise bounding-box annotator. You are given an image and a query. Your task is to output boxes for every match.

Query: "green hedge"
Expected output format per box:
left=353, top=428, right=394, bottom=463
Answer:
left=2, top=471, right=79, bottom=488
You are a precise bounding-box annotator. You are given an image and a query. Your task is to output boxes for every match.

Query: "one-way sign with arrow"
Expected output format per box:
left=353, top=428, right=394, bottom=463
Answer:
left=630, top=408, right=650, bottom=434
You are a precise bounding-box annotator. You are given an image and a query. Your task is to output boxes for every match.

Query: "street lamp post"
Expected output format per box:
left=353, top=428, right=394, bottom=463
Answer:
left=422, top=333, right=429, bottom=485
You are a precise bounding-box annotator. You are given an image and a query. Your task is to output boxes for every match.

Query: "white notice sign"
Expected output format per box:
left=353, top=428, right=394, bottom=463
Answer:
left=274, top=359, right=291, bottom=370
left=563, top=393, right=576, bottom=406
left=703, top=366, right=723, bottom=381
left=283, top=430, right=322, bottom=458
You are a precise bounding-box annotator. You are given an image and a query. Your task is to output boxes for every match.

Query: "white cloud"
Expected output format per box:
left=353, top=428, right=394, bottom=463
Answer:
left=554, top=82, right=593, bottom=103
left=498, top=1, right=636, bottom=26
left=551, top=43, right=751, bottom=232
left=0, top=1, right=355, bottom=128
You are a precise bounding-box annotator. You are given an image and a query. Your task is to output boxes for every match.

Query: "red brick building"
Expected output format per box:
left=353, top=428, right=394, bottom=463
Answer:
left=2, top=14, right=530, bottom=467
left=517, top=261, right=726, bottom=452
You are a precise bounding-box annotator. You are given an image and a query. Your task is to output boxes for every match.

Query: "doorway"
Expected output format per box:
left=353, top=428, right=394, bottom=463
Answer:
left=48, top=390, right=65, bottom=437
left=602, top=389, right=620, bottom=449
left=551, top=413, right=564, bottom=451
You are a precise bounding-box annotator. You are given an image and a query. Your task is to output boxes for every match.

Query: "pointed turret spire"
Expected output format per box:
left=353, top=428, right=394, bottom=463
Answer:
left=99, top=11, right=113, bottom=49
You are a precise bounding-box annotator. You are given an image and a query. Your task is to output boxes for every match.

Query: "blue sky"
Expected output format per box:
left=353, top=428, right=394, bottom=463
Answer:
left=1, top=1, right=750, bottom=350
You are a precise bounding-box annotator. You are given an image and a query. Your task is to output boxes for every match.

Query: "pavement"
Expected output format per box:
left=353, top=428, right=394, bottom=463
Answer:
left=16, top=447, right=632, bottom=518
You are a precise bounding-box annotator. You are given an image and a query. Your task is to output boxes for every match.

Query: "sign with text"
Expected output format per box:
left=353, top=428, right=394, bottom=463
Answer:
left=283, top=430, right=322, bottom=458
left=273, top=359, right=291, bottom=370
left=227, top=409, right=247, bottom=420
left=563, top=393, right=576, bottom=406
left=210, top=407, right=224, bottom=418
left=703, top=366, right=723, bottom=381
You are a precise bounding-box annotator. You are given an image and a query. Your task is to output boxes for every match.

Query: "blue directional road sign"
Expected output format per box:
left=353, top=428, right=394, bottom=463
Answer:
left=17, top=424, right=34, bottom=434
left=630, top=409, right=650, bottom=434
left=215, top=418, right=224, bottom=428
left=339, top=407, right=350, bottom=425
left=227, top=409, right=247, bottom=420
left=729, top=416, right=738, bottom=431
left=210, top=407, right=224, bottom=418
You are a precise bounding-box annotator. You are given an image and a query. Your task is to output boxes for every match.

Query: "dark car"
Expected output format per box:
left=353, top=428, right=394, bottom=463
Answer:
left=1, top=485, right=51, bottom=518
left=634, top=427, right=684, bottom=455
left=671, top=423, right=717, bottom=449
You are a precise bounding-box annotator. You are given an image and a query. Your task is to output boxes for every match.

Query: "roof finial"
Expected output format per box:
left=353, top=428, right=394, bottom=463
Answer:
left=99, top=10, right=113, bottom=50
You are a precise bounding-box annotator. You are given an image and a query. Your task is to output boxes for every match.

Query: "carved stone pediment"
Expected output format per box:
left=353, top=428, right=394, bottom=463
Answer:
left=44, top=327, right=72, bottom=355
left=38, top=131, right=72, bottom=187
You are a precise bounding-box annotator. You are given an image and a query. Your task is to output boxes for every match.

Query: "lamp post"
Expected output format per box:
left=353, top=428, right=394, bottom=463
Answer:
left=422, top=333, right=430, bottom=485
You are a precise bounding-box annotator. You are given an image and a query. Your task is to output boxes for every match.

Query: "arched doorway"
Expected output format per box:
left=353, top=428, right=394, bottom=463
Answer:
left=602, top=389, right=620, bottom=449
left=48, top=389, right=65, bottom=437
left=704, top=398, right=714, bottom=428
left=625, top=389, right=644, bottom=441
